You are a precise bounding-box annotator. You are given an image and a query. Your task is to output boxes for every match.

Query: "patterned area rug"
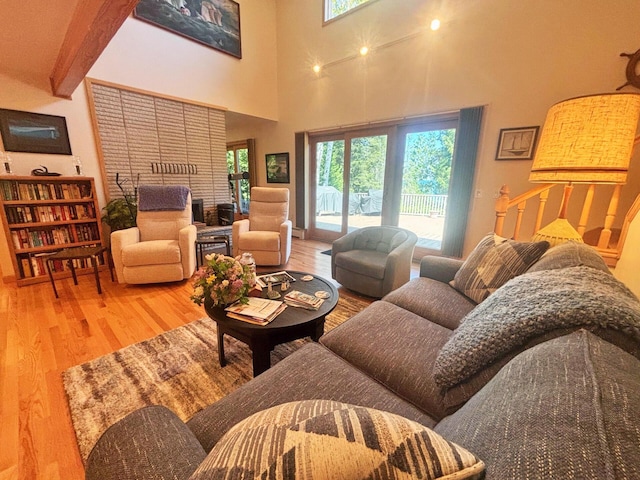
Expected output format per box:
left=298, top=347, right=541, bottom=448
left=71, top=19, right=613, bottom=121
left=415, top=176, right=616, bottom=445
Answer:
left=62, top=295, right=368, bottom=462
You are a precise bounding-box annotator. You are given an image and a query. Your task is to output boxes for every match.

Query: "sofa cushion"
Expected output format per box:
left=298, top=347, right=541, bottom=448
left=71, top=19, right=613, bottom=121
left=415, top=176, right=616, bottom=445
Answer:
left=526, top=240, right=610, bottom=273
left=334, top=249, right=388, bottom=279
left=320, top=300, right=453, bottom=419
left=451, top=233, right=549, bottom=303
left=434, top=265, right=640, bottom=392
left=187, top=342, right=436, bottom=453
left=383, top=277, right=476, bottom=330
left=435, top=330, right=640, bottom=479
left=190, top=400, right=485, bottom=480
left=122, top=239, right=182, bottom=266
left=237, top=230, right=280, bottom=251
left=86, top=405, right=206, bottom=480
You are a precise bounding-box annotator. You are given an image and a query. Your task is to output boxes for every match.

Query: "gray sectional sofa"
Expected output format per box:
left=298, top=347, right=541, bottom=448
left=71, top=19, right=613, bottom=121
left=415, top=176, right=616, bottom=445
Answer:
left=85, top=240, right=640, bottom=479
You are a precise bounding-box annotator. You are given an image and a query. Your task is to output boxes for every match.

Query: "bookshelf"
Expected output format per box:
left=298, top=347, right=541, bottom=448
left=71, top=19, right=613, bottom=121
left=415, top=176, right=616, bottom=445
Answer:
left=0, top=175, right=104, bottom=286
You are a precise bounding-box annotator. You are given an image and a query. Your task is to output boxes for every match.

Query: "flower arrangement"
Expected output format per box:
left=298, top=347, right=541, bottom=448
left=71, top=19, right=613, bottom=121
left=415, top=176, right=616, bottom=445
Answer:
left=191, top=254, right=256, bottom=307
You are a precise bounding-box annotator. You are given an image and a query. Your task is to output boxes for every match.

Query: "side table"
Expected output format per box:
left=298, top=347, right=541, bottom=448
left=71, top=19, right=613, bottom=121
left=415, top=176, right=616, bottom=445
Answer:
left=46, top=246, right=114, bottom=298
left=196, top=235, right=231, bottom=267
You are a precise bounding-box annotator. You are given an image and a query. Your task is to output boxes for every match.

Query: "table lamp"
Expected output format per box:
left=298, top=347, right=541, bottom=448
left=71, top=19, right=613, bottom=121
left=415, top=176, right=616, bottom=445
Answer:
left=529, top=93, right=640, bottom=247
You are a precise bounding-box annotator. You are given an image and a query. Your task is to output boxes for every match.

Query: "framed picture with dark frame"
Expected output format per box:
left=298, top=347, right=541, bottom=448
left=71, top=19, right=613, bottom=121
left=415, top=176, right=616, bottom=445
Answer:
left=495, top=126, right=540, bottom=160
left=0, top=108, right=72, bottom=155
left=266, top=152, right=290, bottom=184
left=134, top=0, right=242, bottom=59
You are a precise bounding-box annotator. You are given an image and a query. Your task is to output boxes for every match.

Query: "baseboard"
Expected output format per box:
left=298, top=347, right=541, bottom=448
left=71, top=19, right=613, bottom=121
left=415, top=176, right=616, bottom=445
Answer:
left=292, top=228, right=305, bottom=239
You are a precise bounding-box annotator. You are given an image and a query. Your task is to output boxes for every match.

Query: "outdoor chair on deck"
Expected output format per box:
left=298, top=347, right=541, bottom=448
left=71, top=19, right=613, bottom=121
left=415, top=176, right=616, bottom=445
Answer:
left=331, top=226, right=417, bottom=298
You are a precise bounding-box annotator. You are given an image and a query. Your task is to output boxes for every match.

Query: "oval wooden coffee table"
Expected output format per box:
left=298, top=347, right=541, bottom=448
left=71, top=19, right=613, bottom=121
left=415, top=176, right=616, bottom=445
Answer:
left=204, top=271, right=338, bottom=377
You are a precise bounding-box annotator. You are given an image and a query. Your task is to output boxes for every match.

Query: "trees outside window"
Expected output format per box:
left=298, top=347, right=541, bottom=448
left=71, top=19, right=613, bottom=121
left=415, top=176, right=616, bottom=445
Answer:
left=324, top=0, right=374, bottom=22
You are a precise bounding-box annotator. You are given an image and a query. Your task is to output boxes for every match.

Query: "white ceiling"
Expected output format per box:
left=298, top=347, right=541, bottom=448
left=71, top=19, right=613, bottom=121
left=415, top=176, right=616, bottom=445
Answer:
left=0, top=0, right=79, bottom=85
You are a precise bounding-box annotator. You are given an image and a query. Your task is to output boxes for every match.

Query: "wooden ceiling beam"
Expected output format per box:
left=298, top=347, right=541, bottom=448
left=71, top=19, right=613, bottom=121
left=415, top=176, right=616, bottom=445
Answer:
left=50, top=0, right=139, bottom=99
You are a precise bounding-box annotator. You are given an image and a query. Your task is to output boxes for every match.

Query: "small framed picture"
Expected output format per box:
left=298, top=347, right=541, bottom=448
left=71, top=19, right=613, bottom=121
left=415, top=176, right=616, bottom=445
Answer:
left=495, top=126, right=539, bottom=160
left=266, top=152, right=290, bottom=183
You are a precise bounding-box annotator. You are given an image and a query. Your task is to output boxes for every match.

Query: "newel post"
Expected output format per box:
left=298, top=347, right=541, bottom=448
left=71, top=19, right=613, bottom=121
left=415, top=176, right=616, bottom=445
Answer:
left=494, top=185, right=510, bottom=237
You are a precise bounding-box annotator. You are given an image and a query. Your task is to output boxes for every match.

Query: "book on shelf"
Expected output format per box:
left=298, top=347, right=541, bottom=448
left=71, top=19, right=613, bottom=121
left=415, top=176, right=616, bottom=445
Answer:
left=256, top=271, right=296, bottom=288
left=225, top=297, right=287, bottom=325
left=284, top=290, right=324, bottom=310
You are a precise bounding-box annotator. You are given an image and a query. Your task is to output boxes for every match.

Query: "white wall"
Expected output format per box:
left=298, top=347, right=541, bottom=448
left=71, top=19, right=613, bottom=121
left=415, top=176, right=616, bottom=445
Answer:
left=0, top=0, right=278, bottom=280
left=614, top=210, right=640, bottom=297
left=265, top=0, right=640, bottom=254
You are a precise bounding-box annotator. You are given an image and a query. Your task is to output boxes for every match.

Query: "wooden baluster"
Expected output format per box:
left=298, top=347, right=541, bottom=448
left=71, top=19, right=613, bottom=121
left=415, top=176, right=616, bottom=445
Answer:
left=494, top=185, right=510, bottom=237
left=577, top=184, right=596, bottom=237
left=534, top=188, right=550, bottom=234
left=598, top=184, right=622, bottom=249
left=514, top=200, right=526, bottom=240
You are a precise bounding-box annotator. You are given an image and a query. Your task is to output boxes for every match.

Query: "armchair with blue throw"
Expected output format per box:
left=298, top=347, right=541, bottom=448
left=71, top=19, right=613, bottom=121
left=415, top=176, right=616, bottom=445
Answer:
left=331, top=226, right=418, bottom=298
left=110, top=185, right=197, bottom=285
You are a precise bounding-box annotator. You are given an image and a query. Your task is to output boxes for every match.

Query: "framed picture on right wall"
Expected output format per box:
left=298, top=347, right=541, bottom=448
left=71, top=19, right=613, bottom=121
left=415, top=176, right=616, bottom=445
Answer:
left=266, top=152, right=290, bottom=183
left=495, top=126, right=539, bottom=160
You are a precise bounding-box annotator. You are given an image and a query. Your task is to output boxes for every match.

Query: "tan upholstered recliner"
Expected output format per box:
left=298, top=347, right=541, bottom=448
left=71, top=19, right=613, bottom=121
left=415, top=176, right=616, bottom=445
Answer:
left=233, top=187, right=292, bottom=266
left=331, top=226, right=418, bottom=298
left=111, top=185, right=197, bottom=284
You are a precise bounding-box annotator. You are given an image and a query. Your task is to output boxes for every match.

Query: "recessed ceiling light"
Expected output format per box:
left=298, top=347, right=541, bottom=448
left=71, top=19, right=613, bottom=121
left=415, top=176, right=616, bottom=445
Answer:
left=430, top=18, right=441, bottom=31
left=313, top=64, right=321, bottom=74
left=359, top=46, right=369, bottom=56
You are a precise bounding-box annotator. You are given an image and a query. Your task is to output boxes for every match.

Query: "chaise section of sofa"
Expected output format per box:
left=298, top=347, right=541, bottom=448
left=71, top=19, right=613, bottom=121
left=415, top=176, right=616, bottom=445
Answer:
left=84, top=241, right=640, bottom=479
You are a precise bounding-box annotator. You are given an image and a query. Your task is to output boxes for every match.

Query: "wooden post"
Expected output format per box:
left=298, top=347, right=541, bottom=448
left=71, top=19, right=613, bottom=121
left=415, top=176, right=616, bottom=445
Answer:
left=577, top=184, right=596, bottom=236
left=494, top=185, right=510, bottom=237
left=534, top=188, right=550, bottom=234
left=598, top=184, right=622, bottom=249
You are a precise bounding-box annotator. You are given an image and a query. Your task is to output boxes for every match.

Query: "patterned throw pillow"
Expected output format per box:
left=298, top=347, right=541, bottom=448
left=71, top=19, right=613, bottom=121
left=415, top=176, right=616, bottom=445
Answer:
left=190, top=400, right=485, bottom=480
left=451, top=233, right=549, bottom=304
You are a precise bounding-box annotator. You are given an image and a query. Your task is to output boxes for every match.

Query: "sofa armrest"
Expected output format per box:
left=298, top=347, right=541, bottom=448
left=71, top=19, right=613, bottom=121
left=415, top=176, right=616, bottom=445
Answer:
left=331, top=231, right=357, bottom=277
left=420, top=256, right=464, bottom=283
left=280, top=220, right=292, bottom=263
left=179, top=224, right=197, bottom=278
left=110, top=227, right=140, bottom=283
left=85, top=405, right=206, bottom=480
left=232, top=219, right=250, bottom=257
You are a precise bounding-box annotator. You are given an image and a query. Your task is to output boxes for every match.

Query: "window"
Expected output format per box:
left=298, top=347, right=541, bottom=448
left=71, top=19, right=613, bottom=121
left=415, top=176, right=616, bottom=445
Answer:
left=227, top=142, right=250, bottom=214
left=324, top=0, right=375, bottom=22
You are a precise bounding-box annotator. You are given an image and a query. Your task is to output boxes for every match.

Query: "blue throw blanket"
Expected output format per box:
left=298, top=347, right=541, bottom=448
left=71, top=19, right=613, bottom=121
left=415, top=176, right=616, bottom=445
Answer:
left=138, top=185, right=190, bottom=211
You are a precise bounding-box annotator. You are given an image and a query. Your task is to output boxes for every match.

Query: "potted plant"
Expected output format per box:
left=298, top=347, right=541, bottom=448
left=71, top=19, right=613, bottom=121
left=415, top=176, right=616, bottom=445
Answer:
left=101, top=196, right=137, bottom=233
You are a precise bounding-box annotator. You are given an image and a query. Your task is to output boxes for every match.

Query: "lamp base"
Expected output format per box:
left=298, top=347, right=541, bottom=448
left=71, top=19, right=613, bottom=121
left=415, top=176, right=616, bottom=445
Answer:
left=532, top=218, right=584, bottom=248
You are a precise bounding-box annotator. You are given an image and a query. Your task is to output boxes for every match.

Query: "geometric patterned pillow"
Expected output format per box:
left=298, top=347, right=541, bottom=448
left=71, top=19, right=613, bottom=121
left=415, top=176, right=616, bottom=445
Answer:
left=451, top=233, right=550, bottom=304
left=190, top=400, right=485, bottom=480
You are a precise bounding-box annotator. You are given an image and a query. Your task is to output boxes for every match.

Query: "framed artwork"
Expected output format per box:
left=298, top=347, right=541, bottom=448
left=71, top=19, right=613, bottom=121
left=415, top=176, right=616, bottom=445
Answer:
left=266, top=153, right=290, bottom=184
left=0, top=108, right=72, bottom=155
left=134, top=0, right=242, bottom=59
left=495, top=126, right=539, bottom=160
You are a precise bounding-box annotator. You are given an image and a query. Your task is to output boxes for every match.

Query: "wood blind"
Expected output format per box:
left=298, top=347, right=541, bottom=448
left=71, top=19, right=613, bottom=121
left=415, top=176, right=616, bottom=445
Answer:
left=89, top=82, right=230, bottom=209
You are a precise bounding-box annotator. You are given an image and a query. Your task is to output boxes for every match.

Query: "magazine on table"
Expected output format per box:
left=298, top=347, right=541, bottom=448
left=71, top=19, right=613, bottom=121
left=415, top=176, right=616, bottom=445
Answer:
left=226, top=302, right=287, bottom=326
left=284, top=290, right=324, bottom=310
left=256, top=271, right=296, bottom=288
left=225, top=297, right=284, bottom=320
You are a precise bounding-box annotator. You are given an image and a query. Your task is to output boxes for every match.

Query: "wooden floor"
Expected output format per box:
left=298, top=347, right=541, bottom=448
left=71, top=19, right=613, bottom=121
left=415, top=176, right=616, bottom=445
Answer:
left=0, top=238, right=420, bottom=480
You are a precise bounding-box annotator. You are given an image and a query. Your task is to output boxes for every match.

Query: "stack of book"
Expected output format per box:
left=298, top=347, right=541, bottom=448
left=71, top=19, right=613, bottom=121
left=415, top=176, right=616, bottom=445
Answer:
left=224, top=297, right=286, bottom=325
left=284, top=290, right=324, bottom=310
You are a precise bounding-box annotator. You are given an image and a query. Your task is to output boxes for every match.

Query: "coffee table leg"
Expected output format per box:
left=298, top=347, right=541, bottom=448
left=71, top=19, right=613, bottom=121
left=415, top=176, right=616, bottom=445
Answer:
left=311, top=319, right=326, bottom=342
left=217, top=328, right=226, bottom=367
left=251, top=345, right=271, bottom=377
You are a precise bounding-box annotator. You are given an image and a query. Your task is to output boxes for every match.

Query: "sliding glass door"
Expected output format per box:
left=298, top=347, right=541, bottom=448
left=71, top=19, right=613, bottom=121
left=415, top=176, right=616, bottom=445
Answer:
left=310, top=129, right=389, bottom=241
left=308, top=112, right=472, bottom=258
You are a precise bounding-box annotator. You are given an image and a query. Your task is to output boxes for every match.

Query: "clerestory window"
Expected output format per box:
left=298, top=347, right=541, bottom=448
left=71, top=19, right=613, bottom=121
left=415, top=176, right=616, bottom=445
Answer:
left=324, top=0, right=375, bottom=22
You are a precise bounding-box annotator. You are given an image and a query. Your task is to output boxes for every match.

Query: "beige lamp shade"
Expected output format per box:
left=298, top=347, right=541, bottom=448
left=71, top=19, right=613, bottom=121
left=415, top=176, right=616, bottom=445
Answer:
left=529, top=93, right=640, bottom=184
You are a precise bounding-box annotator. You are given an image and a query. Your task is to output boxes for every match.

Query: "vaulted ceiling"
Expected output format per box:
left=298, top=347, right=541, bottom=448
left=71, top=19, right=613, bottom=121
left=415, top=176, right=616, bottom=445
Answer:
left=0, top=0, right=138, bottom=98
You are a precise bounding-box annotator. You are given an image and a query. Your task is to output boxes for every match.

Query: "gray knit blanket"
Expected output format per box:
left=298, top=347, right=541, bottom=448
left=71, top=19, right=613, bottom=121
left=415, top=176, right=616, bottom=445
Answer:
left=434, top=265, right=640, bottom=390
left=138, top=185, right=190, bottom=211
